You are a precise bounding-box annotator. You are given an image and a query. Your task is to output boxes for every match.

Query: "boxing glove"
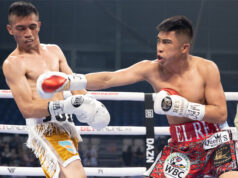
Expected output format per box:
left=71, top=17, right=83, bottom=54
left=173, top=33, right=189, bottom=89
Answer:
left=153, top=88, right=205, bottom=121
left=75, top=96, right=110, bottom=129
left=37, top=71, right=87, bottom=99
left=48, top=95, right=110, bottom=129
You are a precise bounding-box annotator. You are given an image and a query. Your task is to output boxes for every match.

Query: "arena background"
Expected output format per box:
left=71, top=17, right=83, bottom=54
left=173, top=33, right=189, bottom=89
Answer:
left=0, top=0, right=238, bottom=177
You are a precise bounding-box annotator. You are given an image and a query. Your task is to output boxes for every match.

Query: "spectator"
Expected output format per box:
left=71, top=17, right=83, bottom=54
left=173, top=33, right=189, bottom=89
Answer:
left=133, top=147, right=144, bottom=166
left=122, top=145, right=133, bottom=166
left=83, top=152, right=98, bottom=167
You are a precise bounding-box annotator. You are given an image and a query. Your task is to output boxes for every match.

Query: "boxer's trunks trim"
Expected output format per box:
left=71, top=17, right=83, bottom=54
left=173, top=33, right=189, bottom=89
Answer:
left=26, top=123, right=59, bottom=178
left=26, top=114, right=82, bottom=178
left=26, top=115, right=82, bottom=142
left=63, top=155, right=81, bottom=167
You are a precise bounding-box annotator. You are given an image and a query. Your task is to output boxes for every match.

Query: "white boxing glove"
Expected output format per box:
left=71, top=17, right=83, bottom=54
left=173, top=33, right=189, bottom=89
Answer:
left=48, top=95, right=85, bottom=116
left=153, top=88, right=205, bottom=121
left=75, top=96, right=110, bottom=129
left=37, top=71, right=87, bottom=99
left=48, top=95, right=110, bottom=129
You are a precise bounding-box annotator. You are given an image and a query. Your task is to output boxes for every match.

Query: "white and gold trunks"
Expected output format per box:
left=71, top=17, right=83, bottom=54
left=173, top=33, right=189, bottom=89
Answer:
left=26, top=114, right=82, bottom=178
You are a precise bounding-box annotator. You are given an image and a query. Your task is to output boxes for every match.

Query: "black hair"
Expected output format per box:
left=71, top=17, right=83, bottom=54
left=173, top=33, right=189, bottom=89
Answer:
left=157, top=16, right=193, bottom=42
left=8, top=1, right=39, bottom=23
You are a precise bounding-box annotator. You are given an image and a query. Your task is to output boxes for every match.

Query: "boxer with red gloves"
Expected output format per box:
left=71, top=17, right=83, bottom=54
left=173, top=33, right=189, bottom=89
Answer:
left=37, top=71, right=87, bottom=99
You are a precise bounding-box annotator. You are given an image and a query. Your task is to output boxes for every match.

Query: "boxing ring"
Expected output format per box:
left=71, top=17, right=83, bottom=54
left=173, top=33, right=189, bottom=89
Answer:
left=0, top=89, right=238, bottom=177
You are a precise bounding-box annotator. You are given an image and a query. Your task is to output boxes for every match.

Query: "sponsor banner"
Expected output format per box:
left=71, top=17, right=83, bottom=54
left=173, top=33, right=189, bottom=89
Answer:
left=203, top=131, right=230, bottom=150
left=213, top=145, right=232, bottom=167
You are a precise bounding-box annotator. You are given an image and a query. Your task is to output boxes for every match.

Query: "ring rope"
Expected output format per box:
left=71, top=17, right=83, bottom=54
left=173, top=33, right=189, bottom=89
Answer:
left=0, top=124, right=153, bottom=135
left=1, top=90, right=238, bottom=101
left=0, top=166, right=212, bottom=177
left=0, top=124, right=172, bottom=135
left=0, top=166, right=146, bottom=176
left=0, top=124, right=236, bottom=135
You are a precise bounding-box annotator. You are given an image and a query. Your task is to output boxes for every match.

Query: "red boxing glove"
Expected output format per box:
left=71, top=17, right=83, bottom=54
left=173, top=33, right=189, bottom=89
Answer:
left=37, top=71, right=87, bottom=99
left=42, top=75, right=67, bottom=92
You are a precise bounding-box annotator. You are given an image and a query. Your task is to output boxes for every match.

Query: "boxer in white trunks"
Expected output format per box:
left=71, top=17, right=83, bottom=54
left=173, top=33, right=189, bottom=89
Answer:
left=37, top=16, right=238, bottom=177
left=3, top=1, right=110, bottom=178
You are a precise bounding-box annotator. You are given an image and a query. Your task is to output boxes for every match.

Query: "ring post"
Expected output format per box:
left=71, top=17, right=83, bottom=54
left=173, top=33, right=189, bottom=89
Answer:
left=144, top=93, right=155, bottom=169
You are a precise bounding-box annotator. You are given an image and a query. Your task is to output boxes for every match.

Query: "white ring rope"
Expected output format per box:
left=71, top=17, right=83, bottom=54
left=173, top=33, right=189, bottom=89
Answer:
left=0, top=166, right=212, bottom=177
left=0, top=124, right=236, bottom=135
left=0, top=124, right=150, bottom=135
left=0, top=166, right=146, bottom=176
left=0, top=124, right=172, bottom=135
left=1, top=89, right=238, bottom=101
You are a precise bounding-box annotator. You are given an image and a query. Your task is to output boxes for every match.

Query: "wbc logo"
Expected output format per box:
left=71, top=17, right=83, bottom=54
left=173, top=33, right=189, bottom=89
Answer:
left=163, top=152, right=190, bottom=178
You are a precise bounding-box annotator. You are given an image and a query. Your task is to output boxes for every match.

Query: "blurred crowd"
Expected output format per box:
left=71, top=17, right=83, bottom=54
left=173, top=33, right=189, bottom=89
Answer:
left=0, top=134, right=157, bottom=178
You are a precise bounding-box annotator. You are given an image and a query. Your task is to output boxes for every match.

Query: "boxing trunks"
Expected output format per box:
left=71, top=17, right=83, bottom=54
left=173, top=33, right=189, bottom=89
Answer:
left=145, top=121, right=238, bottom=178
left=26, top=114, right=82, bottom=178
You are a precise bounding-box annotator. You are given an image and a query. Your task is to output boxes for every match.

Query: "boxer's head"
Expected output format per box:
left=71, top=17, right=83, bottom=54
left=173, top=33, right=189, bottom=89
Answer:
left=7, top=1, right=41, bottom=51
left=156, top=16, right=193, bottom=65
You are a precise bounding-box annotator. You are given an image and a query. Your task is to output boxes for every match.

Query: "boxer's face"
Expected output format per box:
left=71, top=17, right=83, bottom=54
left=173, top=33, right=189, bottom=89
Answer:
left=157, top=31, right=189, bottom=66
left=7, top=13, right=41, bottom=51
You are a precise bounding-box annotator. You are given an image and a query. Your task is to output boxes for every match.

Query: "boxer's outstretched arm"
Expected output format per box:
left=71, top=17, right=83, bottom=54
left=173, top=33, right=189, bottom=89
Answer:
left=88, top=67, right=142, bottom=90
left=37, top=60, right=152, bottom=98
left=86, top=60, right=153, bottom=90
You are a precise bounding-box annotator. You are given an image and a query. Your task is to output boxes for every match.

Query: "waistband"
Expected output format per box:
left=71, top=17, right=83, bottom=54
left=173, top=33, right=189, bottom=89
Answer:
left=170, top=121, right=228, bottom=143
left=26, top=114, right=73, bottom=125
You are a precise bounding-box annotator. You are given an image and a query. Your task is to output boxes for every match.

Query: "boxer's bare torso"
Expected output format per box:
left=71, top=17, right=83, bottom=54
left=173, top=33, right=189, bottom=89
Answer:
left=3, top=44, right=70, bottom=118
